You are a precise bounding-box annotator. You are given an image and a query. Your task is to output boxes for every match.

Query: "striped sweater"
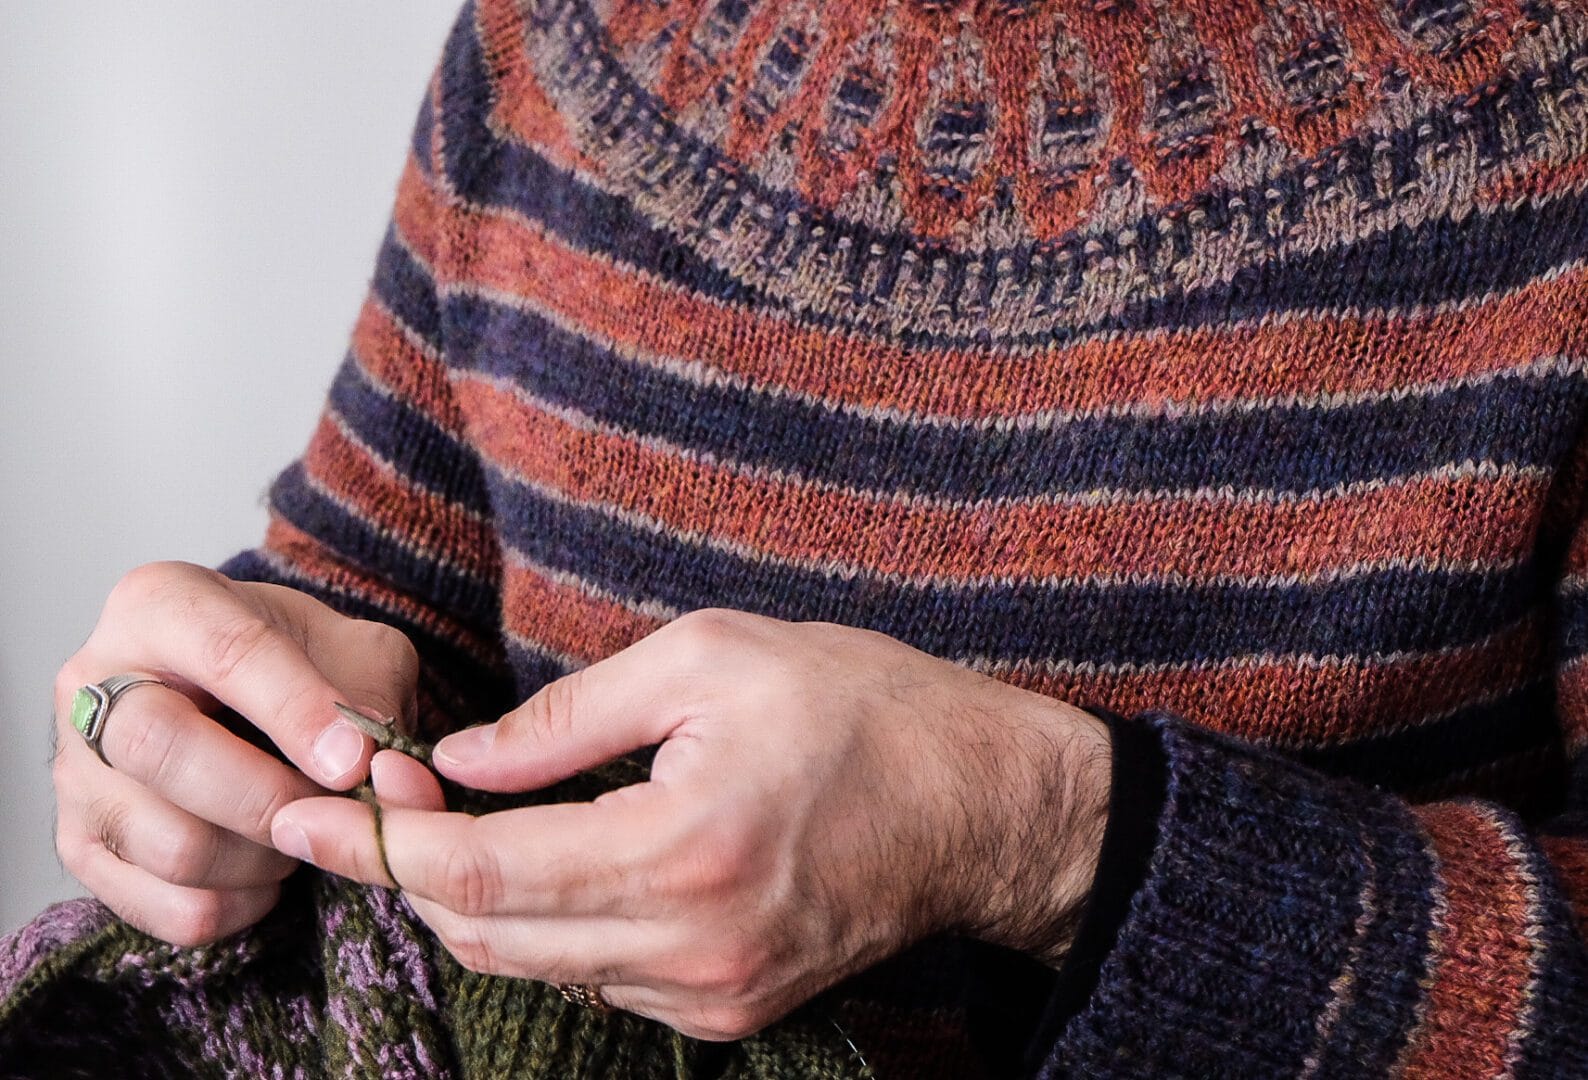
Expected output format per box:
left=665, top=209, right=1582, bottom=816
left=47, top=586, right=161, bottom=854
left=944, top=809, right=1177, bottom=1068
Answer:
left=7, top=0, right=1588, bottom=1075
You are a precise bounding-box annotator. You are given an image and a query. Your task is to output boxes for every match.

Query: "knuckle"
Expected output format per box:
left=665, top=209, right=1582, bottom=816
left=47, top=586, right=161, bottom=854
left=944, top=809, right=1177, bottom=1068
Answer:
left=681, top=934, right=768, bottom=1000
left=233, top=777, right=297, bottom=847
left=695, top=1004, right=765, bottom=1042
left=200, top=613, right=275, bottom=686
left=435, top=835, right=503, bottom=918
left=663, top=822, right=755, bottom=900
left=147, top=821, right=221, bottom=887
left=115, top=707, right=181, bottom=788
left=82, top=796, right=131, bottom=862
left=106, top=561, right=174, bottom=610
left=439, top=923, right=499, bottom=975
left=353, top=621, right=419, bottom=684
left=55, top=827, right=89, bottom=873
left=664, top=608, right=747, bottom=656
left=511, top=670, right=584, bottom=748
left=164, top=891, right=228, bottom=947
left=107, top=560, right=210, bottom=617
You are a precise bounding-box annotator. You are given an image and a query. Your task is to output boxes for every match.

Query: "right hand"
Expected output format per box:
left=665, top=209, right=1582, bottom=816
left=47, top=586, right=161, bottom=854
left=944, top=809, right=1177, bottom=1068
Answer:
left=51, top=560, right=419, bottom=946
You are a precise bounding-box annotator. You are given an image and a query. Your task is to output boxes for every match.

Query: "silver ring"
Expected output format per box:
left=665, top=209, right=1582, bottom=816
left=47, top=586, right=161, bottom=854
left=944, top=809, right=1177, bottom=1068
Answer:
left=69, top=674, right=169, bottom=768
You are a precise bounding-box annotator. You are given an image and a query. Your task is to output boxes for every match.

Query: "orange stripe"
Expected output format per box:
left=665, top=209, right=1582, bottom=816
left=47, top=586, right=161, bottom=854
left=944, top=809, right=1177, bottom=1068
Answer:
left=1482, top=153, right=1588, bottom=206
left=502, top=560, right=665, bottom=664
left=300, top=414, right=500, bottom=584
left=458, top=375, right=1542, bottom=582
left=993, top=616, right=1543, bottom=746
left=348, top=288, right=469, bottom=436
left=1399, top=804, right=1540, bottom=1080
left=402, top=166, right=1588, bottom=419
left=260, top=518, right=501, bottom=665
left=1560, top=513, right=1588, bottom=578
left=497, top=552, right=1541, bottom=746
left=391, top=151, right=445, bottom=268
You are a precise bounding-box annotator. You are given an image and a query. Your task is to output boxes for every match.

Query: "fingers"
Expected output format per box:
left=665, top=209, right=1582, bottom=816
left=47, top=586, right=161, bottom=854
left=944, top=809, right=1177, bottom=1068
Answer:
left=265, top=753, right=445, bottom=889
left=60, top=830, right=282, bottom=947
left=404, top=894, right=659, bottom=984
left=430, top=633, right=690, bottom=791
left=269, top=796, right=393, bottom=889
left=272, top=792, right=663, bottom=917
left=66, top=760, right=296, bottom=889
left=80, top=681, right=325, bottom=847
left=71, top=562, right=378, bottom=787
left=369, top=750, right=445, bottom=812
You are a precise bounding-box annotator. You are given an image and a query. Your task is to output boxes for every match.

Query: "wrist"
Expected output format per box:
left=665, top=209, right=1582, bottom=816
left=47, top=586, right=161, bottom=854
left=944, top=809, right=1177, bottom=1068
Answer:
left=953, top=691, right=1112, bottom=967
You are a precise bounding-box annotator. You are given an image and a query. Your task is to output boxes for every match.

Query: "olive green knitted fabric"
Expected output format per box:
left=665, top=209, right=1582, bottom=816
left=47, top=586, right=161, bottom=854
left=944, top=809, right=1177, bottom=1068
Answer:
left=0, top=756, right=881, bottom=1079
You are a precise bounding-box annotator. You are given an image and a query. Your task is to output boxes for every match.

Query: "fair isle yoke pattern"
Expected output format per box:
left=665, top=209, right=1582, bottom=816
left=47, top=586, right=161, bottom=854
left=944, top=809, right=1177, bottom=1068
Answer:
left=7, top=0, right=1588, bottom=1075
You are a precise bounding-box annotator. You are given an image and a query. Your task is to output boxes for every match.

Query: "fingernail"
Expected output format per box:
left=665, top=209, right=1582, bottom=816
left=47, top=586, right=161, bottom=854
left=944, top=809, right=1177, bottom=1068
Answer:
left=272, top=818, right=314, bottom=864
left=434, top=724, right=495, bottom=767
left=312, top=721, right=366, bottom=782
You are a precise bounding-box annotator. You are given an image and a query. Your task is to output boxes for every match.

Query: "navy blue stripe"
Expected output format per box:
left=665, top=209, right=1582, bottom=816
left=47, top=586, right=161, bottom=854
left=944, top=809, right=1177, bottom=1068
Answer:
left=1556, top=591, right=1588, bottom=663
left=435, top=3, right=766, bottom=308
left=410, top=78, right=435, bottom=179
left=371, top=222, right=442, bottom=349
left=504, top=635, right=577, bottom=698
left=326, top=359, right=494, bottom=517
left=492, top=473, right=1543, bottom=663
left=1570, top=754, right=1588, bottom=818
left=269, top=463, right=500, bottom=629
left=450, top=291, right=1588, bottom=497
left=217, top=548, right=512, bottom=711
left=1294, top=677, right=1559, bottom=791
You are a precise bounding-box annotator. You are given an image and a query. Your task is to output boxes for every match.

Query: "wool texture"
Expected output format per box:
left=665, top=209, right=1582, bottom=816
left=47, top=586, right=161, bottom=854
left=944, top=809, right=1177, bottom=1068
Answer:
left=8, top=0, right=1588, bottom=1075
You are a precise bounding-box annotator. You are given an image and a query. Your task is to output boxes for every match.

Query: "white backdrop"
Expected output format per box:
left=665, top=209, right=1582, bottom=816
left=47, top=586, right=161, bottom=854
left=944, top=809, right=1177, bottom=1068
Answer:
left=0, top=2, right=463, bottom=935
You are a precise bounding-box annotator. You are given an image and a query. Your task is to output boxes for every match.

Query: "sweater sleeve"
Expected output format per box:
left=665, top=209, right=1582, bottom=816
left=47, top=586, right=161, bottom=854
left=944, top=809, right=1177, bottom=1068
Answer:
left=215, top=46, right=516, bottom=741
left=1019, top=559, right=1588, bottom=1075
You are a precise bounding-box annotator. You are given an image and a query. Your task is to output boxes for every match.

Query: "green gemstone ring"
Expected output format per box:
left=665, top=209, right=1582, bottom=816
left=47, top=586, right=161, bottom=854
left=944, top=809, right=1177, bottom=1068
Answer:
left=69, top=674, right=169, bottom=768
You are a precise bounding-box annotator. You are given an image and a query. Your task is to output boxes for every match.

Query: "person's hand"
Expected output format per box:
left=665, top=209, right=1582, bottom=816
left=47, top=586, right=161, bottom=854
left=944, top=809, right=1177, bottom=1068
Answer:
left=51, top=560, right=415, bottom=946
left=271, top=608, right=1111, bottom=1041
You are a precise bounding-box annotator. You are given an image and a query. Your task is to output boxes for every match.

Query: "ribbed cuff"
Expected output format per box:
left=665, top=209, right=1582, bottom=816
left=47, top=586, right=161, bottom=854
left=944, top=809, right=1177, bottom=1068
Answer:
left=964, top=705, right=1168, bottom=1078
left=1034, top=712, right=1468, bottom=1078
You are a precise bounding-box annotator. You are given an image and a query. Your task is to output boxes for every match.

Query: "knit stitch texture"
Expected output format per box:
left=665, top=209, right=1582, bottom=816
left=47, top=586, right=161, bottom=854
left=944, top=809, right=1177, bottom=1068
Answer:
left=7, top=0, right=1588, bottom=1075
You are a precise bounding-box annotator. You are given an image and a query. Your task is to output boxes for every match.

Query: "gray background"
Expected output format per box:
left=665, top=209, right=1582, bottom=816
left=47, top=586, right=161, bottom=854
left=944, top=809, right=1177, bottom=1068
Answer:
left=1, top=2, right=461, bottom=935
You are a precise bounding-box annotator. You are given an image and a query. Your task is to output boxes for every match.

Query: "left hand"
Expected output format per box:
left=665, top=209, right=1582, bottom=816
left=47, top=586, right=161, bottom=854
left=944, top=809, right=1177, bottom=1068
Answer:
left=271, top=608, right=1111, bottom=1041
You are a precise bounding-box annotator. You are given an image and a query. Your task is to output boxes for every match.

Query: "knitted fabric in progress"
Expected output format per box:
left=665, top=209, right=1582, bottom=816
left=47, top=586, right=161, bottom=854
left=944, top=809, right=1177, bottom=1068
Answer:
left=8, top=0, right=1588, bottom=1075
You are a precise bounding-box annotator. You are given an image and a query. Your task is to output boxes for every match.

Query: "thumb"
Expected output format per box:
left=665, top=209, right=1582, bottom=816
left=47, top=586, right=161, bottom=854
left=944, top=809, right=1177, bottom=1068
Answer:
left=431, top=653, right=678, bottom=792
